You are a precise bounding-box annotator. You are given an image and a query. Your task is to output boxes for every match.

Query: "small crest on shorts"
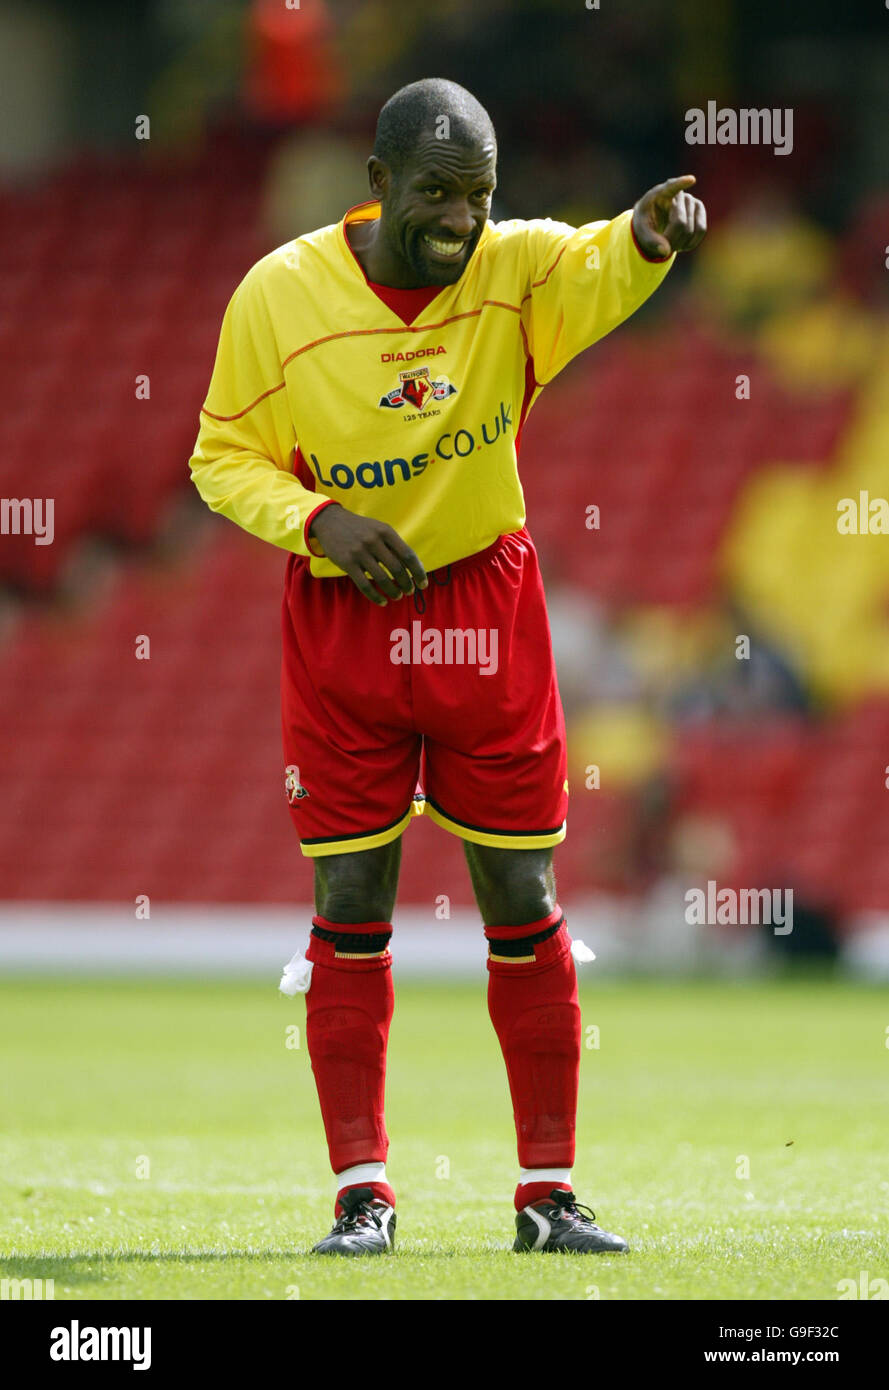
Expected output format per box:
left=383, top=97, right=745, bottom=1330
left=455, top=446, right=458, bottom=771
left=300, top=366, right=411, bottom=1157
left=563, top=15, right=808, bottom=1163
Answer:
left=285, top=764, right=309, bottom=804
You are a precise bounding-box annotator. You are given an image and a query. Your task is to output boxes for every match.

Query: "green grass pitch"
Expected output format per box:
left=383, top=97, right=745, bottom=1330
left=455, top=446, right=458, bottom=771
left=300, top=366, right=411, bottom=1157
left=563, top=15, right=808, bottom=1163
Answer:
left=1, top=974, right=887, bottom=1301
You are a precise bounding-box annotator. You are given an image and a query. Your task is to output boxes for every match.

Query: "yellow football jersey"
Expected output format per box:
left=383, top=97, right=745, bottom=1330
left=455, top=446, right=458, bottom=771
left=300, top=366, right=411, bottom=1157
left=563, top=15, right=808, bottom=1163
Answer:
left=189, top=200, right=674, bottom=577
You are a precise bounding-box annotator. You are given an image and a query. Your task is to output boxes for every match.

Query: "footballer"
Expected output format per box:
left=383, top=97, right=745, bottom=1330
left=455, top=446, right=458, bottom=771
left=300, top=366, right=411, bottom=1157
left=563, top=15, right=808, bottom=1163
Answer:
left=189, top=79, right=706, bottom=1256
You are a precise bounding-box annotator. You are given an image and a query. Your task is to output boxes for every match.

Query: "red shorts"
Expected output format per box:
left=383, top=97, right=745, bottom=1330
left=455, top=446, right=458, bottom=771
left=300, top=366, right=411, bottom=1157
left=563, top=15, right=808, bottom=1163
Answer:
left=280, top=528, right=568, bottom=857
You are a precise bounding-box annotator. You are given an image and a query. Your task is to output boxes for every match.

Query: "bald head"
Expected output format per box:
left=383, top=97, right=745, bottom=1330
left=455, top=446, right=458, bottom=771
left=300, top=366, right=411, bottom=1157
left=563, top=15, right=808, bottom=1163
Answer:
left=373, top=78, right=496, bottom=178
left=357, top=79, right=497, bottom=289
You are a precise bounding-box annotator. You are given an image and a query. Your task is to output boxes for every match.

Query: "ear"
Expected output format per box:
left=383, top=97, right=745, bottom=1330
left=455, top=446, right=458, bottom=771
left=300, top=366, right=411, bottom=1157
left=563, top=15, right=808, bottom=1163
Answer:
left=367, top=156, right=389, bottom=200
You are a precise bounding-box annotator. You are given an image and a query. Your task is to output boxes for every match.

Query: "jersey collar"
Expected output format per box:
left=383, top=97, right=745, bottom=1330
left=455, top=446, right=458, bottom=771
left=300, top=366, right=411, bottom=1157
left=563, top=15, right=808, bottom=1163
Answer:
left=337, top=198, right=490, bottom=292
left=338, top=199, right=385, bottom=288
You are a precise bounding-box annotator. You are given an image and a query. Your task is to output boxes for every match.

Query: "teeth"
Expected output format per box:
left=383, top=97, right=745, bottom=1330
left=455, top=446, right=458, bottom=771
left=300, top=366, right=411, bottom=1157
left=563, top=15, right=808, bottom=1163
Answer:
left=424, top=235, right=464, bottom=256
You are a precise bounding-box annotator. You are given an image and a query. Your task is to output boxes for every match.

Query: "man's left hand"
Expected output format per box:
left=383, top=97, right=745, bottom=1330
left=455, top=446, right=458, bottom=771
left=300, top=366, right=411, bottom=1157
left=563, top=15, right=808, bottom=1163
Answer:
left=632, top=174, right=707, bottom=260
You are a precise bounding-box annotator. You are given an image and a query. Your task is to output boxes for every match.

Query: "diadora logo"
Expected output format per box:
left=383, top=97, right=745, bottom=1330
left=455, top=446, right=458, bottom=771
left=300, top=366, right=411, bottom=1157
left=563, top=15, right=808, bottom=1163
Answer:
left=309, top=402, right=513, bottom=493
left=379, top=366, right=457, bottom=412
left=380, top=346, right=446, bottom=363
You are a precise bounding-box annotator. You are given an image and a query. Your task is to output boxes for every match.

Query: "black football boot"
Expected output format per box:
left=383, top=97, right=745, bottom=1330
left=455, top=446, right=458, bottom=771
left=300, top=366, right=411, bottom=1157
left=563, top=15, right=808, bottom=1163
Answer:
left=514, top=1188, right=629, bottom=1254
left=311, top=1186, right=396, bottom=1256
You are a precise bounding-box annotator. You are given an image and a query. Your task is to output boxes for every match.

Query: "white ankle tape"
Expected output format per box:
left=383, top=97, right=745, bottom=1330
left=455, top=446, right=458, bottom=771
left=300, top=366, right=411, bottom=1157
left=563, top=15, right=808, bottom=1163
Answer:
left=518, top=1167, right=572, bottom=1186
left=336, top=1162, right=387, bottom=1191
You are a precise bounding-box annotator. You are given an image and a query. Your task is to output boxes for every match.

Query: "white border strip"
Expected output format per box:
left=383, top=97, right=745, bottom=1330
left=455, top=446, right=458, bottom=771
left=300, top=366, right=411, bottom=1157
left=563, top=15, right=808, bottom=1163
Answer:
left=0, top=904, right=488, bottom=976
left=0, top=901, right=881, bottom=976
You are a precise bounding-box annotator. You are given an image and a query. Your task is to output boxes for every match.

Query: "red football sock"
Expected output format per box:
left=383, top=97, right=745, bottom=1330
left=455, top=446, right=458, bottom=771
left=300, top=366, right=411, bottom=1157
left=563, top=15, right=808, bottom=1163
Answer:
left=484, top=906, right=581, bottom=1182
left=514, top=1179, right=573, bottom=1211
left=304, top=916, right=394, bottom=1184
left=336, top=1182, right=396, bottom=1215
left=334, top=1161, right=397, bottom=1219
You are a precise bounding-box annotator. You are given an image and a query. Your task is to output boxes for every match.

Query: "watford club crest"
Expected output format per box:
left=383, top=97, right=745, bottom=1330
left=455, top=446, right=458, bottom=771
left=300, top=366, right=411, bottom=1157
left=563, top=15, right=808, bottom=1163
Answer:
left=284, top=765, right=309, bottom=805
left=379, top=365, right=457, bottom=411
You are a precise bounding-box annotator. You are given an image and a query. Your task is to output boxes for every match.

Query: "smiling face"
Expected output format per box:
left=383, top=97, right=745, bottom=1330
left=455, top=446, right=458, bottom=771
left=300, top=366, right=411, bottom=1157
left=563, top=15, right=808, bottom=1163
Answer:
left=367, top=134, right=497, bottom=289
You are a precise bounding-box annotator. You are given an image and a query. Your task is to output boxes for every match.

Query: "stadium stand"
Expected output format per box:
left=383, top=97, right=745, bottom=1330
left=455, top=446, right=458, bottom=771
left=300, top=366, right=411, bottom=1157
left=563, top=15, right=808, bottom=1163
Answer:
left=1, top=133, right=887, bottom=919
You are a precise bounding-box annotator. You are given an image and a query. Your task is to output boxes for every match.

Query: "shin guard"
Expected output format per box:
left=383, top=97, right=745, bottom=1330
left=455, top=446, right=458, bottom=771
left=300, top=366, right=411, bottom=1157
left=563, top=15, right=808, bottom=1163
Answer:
left=304, top=915, right=394, bottom=1177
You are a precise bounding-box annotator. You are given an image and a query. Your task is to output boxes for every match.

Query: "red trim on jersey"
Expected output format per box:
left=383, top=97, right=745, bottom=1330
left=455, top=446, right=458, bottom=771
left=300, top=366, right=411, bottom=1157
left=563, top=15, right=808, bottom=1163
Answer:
left=630, top=217, right=672, bottom=264
left=340, top=198, right=384, bottom=278
left=344, top=217, right=443, bottom=325
left=515, top=312, right=539, bottom=457
left=292, top=444, right=316, bottom=489
left=203, top=302, right=526, bottom=421
left=206, top=202, right=630, bottom=423
left=294, top=446, right=341, bottom=557
left=279, top=302, right=520, bottom=366
left=523, top=243, right=568, bottom=298
left=366, top=279, right=442, bottom=326
left=201, top=381, right=286, bottom=422
left=514, top=353, right=538, bottom=457
left=304, top=498, right=341, bottom=557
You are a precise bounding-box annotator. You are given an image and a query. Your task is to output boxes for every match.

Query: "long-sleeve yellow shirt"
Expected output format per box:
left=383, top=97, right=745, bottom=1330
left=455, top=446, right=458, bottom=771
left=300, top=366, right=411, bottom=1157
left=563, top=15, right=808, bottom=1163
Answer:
left=189, top=200, right=674, bottom=577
